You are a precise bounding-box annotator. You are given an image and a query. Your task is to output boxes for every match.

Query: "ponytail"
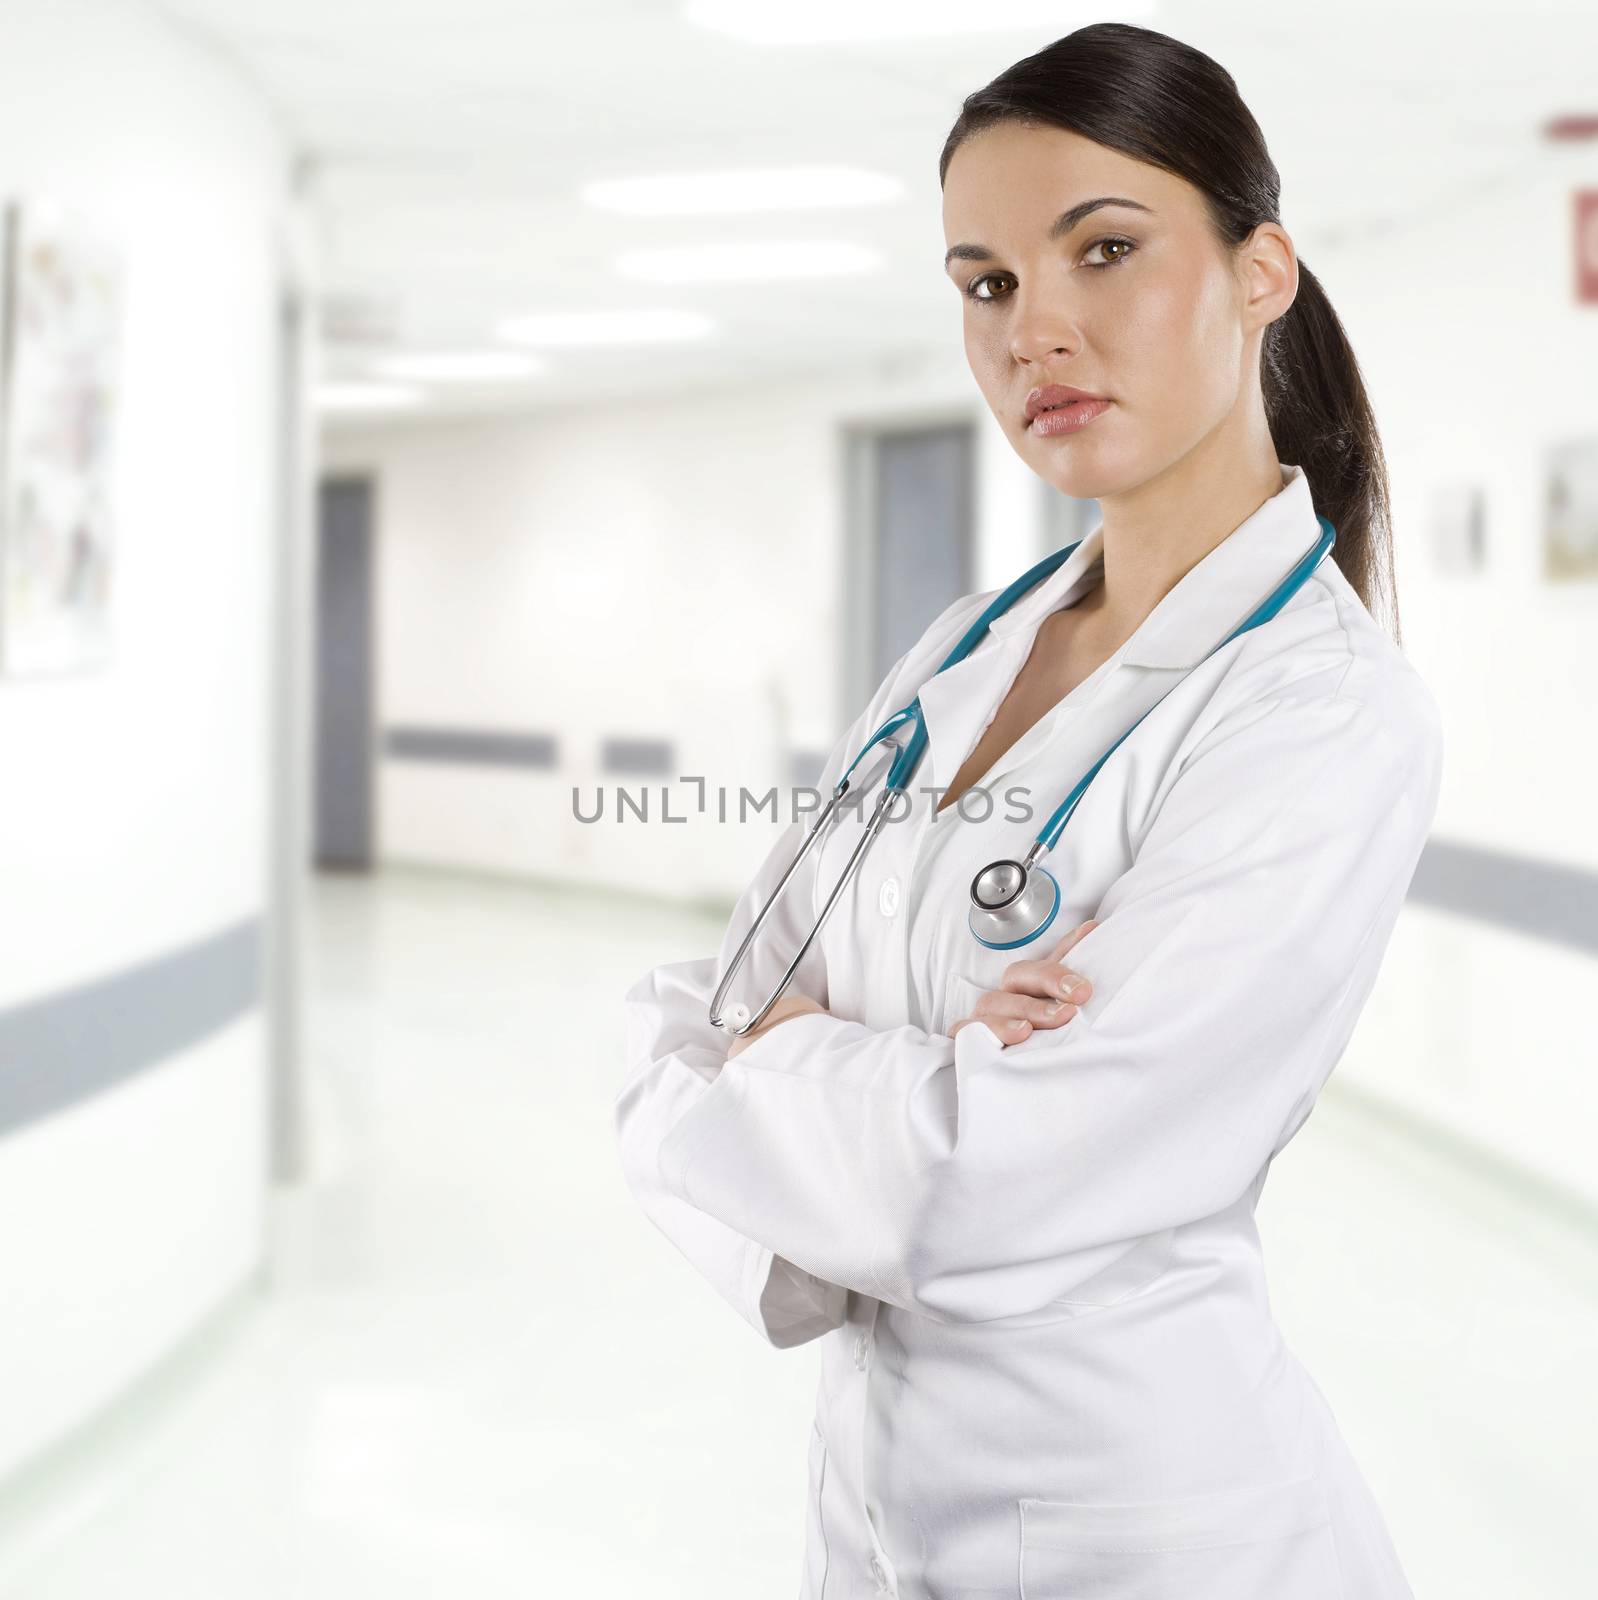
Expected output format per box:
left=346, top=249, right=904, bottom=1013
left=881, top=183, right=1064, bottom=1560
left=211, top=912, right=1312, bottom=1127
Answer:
left=1263, top=263, right=1398, bottom=645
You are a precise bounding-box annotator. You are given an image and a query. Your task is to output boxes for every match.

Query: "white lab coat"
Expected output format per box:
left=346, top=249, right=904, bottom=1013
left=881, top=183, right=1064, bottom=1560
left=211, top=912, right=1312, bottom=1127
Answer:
left=615, top=462, right=1441, bottom=1599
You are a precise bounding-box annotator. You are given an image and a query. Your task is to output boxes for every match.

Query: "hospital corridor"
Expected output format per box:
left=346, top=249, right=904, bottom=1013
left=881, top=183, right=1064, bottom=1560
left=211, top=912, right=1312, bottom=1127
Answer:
left=0, top=867, right=1591, bottom=1597
left=2, top=2, right=1596, bottom=1598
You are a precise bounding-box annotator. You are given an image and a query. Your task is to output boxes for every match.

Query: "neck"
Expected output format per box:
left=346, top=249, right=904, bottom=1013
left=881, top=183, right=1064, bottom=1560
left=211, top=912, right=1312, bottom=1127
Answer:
left=1077, top=419, right=1285, bottom=642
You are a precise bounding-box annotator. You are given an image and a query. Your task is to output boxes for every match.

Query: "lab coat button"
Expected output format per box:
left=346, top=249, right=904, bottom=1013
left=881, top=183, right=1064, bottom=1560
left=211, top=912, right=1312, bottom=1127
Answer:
left=853, top=1332, right=870, bottom=1370
left=877, top=876, right=900, bottom=917
left=869, top=1554, right=890, bottom=1591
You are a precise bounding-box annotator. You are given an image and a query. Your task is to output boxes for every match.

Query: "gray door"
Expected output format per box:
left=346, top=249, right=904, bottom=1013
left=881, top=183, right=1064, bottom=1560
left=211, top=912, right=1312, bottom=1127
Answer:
left=314, top=477, right=375, bottom=869
left=1041, top=477, right=1100, bottom=552
left=866, top=423, right=975, bottom=692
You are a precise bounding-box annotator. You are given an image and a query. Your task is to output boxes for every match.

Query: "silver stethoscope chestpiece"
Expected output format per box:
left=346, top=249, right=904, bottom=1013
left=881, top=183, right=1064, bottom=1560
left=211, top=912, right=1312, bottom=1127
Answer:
left=966, top=856, right=1062, bottom=950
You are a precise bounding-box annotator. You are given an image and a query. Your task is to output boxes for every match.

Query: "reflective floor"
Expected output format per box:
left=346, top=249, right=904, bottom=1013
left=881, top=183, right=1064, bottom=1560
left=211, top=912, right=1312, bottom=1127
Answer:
left=0, top=867, right=1591, bottom=1597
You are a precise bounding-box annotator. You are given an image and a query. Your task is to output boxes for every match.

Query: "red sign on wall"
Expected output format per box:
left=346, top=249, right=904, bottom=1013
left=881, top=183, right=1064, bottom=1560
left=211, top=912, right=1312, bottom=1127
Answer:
left=1577, top=190, right=1598, bottom=303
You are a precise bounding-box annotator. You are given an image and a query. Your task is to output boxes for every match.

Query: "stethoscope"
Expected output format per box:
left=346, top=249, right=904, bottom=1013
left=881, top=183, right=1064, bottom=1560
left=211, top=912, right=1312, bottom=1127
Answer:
left=709, top=514, right=1336, bottom=1037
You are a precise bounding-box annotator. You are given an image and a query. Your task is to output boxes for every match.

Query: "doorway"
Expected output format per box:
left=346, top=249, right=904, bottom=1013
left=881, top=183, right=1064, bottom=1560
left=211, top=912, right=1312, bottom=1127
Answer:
left=842, top=419, right=976, bottom=719
left=314, top=476, right=376, bottom=870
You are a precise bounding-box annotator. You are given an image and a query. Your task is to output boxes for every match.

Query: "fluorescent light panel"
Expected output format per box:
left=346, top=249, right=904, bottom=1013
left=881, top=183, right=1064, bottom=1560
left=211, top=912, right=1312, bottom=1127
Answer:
left=583, top=165, right=902, bottom=215
left=493, top=308, right=714, bottom=347
left=369, top=350, right=545, bottom=382
left=684, top=0, right=1156, bottom=44
left=316, top=382, right=424, bottom=412
left=615, top=239, right=880, bottom=284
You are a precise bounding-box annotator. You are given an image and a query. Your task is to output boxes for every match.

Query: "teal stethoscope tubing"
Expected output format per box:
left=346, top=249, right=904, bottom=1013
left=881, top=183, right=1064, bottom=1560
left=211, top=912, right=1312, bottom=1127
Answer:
left=841, top=514, right=1336, bottom=855
left=707, top=513, right=1337, bottom=1032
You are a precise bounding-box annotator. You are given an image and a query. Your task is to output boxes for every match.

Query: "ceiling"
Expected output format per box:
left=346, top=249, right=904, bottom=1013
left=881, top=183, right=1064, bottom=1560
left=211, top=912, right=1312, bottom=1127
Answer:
left=147, top=0, right=1596, bottom=421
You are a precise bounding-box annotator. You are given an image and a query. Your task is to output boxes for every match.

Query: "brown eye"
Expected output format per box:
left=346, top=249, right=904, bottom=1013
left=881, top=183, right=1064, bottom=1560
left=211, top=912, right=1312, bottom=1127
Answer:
left=1084, top=236, right=1137, bottom=269
left=964, top=272, right=1014, bottom=304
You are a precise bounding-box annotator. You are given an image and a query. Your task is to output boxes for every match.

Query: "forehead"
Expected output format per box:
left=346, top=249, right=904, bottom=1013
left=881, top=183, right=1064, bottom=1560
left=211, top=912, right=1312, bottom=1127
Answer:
left=941, top=123, right=1181, bottom=239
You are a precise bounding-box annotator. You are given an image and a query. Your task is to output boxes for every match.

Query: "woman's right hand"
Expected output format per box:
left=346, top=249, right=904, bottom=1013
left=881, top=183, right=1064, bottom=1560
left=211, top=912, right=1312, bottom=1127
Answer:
left=948, top=919, right=1098, bottom=1046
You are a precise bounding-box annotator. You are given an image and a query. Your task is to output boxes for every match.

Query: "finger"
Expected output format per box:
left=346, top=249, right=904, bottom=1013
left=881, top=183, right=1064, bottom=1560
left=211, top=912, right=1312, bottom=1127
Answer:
left=1002, top=919, right=1099, bottom=1000
left=967, top=989, right=1080, bottom=1031
left=996, top=959, right=1093, bottom=1003
left=951, top=1014, right=1035, bottom=1044
left=1050, top=919, right=1098, bottom=959
left=984, top=1015, right=1032, bottom=1043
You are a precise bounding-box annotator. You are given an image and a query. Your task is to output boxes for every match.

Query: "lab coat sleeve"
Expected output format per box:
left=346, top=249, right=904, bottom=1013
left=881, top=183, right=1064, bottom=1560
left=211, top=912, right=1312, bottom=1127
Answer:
left=618, top=940, right=847, bottom=1349
left=615, top=591, right=992, bottom=1346
left=653, top=686, right=1444, bottom=1325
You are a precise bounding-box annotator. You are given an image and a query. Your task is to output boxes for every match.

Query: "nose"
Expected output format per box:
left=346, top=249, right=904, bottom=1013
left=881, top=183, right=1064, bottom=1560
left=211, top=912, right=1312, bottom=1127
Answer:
left=1013, top=332, right=1079, bottom=367
left=1009, top=288, right=1084, bottom=368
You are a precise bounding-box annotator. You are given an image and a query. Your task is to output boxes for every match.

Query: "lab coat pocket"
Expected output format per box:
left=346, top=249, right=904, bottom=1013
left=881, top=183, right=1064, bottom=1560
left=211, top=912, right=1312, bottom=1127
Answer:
left=944, top=974, right=996, bottom=1042
left=1019, top=1469, right=1343, bottom=1600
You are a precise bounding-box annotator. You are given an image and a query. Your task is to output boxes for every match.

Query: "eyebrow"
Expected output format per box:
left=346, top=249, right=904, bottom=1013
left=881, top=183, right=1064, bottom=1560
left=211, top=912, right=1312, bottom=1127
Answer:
left=943, top=196, right=1156, bottom=270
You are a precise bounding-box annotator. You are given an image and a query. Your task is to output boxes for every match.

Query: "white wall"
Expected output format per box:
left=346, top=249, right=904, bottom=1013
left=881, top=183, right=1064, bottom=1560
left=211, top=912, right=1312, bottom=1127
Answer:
left=1306, top=141, right=1598, bottom=1208
left=320, top=359, right=1048, bottom=907
left=0, top=0, right=291, bottom=1481
left=320, top=142, right=1598, bottom=1209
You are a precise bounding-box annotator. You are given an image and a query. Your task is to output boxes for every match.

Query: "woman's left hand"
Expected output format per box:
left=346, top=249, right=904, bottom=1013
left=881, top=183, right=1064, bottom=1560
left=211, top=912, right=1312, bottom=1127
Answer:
left=725, top=991, right=828, bottom=1059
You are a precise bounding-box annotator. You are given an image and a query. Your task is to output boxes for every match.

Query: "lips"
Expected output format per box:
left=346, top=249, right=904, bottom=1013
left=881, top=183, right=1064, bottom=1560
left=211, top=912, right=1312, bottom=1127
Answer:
left=1025, top=384, right=1109, bottom=423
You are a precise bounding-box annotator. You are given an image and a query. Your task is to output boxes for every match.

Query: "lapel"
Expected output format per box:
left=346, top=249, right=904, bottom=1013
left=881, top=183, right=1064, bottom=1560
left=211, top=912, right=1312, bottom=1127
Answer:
left=913, top=462, right=1322, bottom=795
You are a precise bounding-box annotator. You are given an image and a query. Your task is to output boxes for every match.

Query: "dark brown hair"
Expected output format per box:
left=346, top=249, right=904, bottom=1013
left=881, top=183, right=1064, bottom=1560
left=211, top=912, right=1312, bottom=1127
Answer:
left=939, top=21, right=1400, bottom=645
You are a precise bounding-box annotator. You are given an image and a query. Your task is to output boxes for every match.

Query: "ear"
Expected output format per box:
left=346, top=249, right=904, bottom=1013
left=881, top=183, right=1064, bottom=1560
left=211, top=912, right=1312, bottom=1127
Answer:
left=1239, top=220, right=1297, bottom=330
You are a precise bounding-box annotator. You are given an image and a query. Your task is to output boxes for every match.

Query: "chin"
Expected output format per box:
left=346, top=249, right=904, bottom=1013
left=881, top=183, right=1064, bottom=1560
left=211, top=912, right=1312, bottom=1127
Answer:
left=1033, top=453, right=1119, bottom=503
left=1018, top=423, right=1126, bottom=495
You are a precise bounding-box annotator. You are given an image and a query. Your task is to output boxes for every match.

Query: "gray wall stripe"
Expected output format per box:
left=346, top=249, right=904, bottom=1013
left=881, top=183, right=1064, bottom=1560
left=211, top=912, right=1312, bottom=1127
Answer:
left=385, top=726, right=558, bottom=768
left=0, top=919, right=262, bottom=1140
left=600, top=736, right=674, bottom=776
left=1407, top=839, right=1598, bottom=956
left=0, top=837, right=1587, bottom=1144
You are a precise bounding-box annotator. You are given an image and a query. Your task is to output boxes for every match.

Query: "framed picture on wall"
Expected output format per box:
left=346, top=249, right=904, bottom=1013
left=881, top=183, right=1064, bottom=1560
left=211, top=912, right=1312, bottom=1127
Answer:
left=0, top=198, right=125, bottom=678
left=1544, top=437, right=1598, bottom=583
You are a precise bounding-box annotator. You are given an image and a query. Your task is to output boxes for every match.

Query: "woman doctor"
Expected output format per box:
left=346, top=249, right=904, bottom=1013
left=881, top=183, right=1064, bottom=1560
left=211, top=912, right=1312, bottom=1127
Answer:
left=615, top=21, right=1441, bottom=1600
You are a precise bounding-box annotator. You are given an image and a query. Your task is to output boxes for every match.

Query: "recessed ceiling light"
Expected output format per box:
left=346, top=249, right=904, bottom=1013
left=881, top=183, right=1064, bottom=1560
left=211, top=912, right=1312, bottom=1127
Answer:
left=583, top=166, right=903, bottom=215
left=615, top=240, right=880, bottom=284
left=316, top=382, right=425, bottom=412
left=369, top=350, right=546, bottom=383
left=493, top=308, right=714, bottom=347
left=684, top=0, right=1154, bottom=44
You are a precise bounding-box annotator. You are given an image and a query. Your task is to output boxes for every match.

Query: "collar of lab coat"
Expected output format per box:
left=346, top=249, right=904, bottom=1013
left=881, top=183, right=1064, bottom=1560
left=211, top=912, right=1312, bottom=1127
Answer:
left=985, top=460, right=1319, bottom=670
left=912, top=462, right=1320, bottom=795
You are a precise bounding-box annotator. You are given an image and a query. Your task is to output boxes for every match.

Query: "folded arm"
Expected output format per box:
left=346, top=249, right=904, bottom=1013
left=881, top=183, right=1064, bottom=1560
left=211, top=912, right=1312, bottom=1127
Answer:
left=652, top=691, right=1444, bottom=1326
